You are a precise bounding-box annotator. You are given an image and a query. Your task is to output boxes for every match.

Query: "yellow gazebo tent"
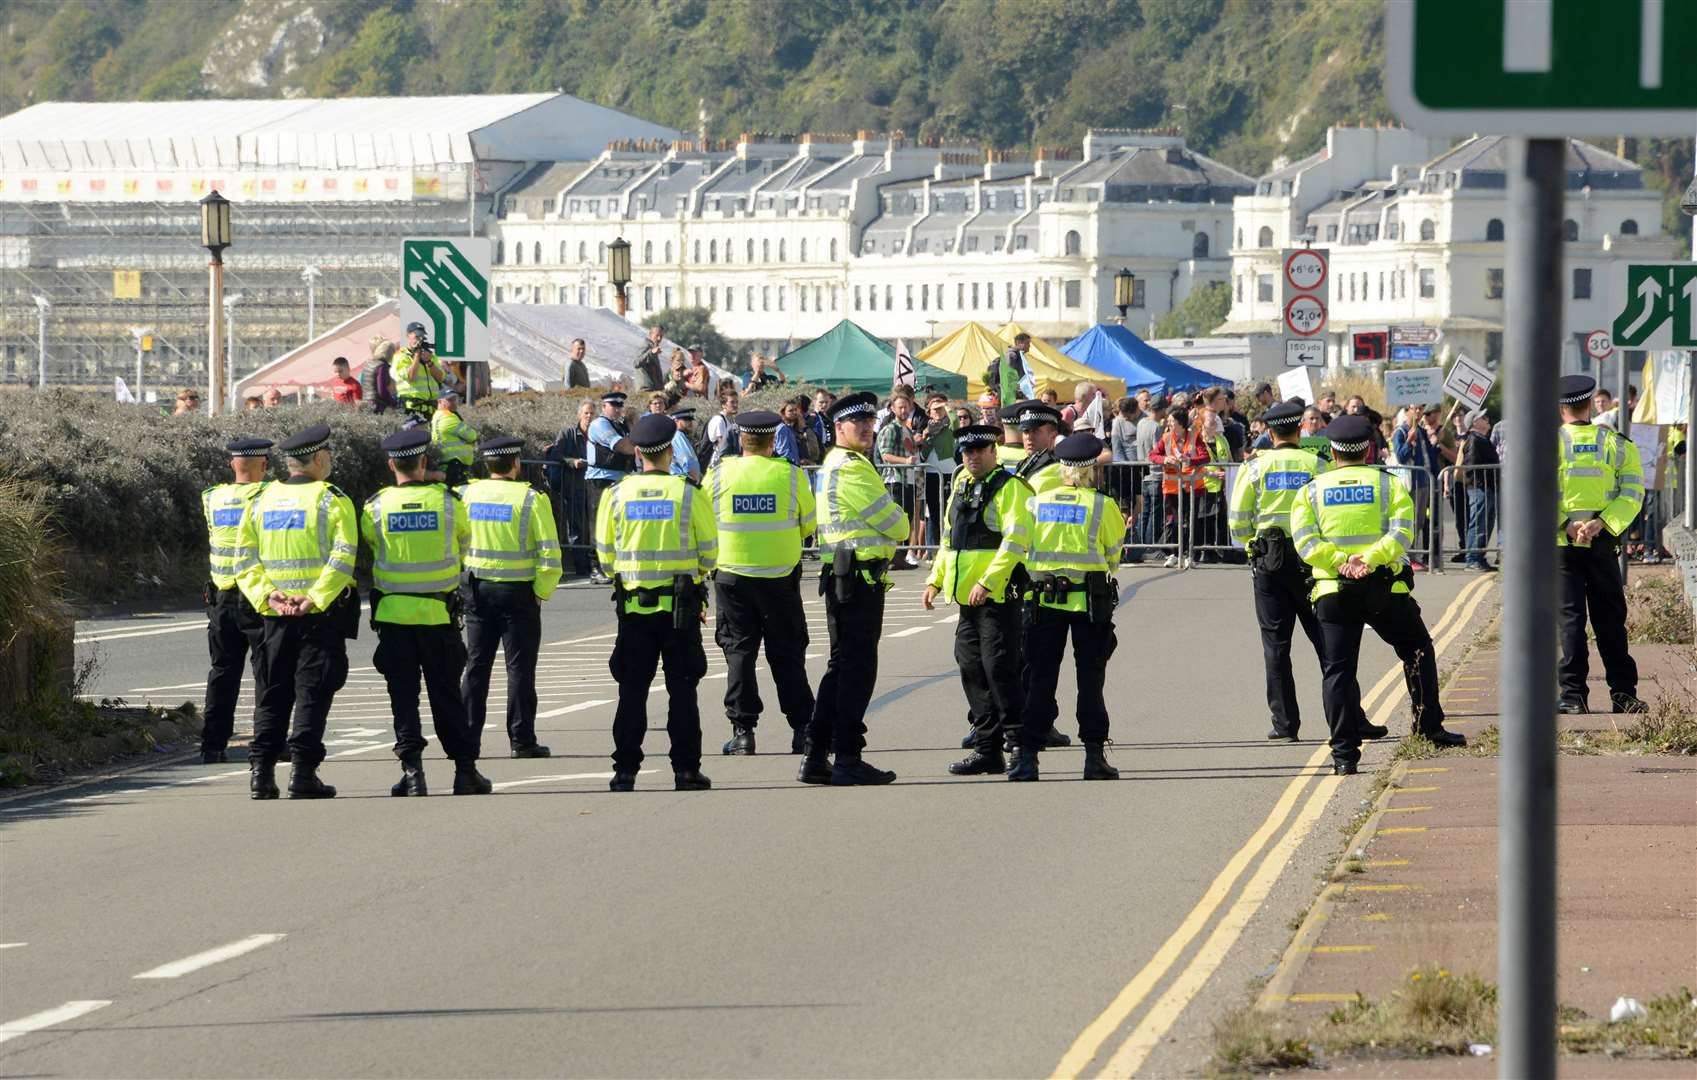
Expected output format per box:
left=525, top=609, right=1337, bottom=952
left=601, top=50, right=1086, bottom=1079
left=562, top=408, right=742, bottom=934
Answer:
left=918, top=322, right=1126, bottom=402
left=994, top=321, right=1126, bottom=400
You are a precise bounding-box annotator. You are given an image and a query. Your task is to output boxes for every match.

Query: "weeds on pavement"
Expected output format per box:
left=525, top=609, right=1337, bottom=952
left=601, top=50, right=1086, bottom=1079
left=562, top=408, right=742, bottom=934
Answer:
left=1557, top=987, right=1697, bottom=1057
left=1619, top=695, right=1697, bottom=755
left=1625, top=573, right=1694, bottom=645
left=1208, top=1009, right=1313, bottom=1076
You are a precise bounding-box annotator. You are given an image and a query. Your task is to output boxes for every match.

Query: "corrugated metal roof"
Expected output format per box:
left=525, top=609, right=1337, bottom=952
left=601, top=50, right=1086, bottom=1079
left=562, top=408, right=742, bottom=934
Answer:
left=0, top=93, right=676, bottom=172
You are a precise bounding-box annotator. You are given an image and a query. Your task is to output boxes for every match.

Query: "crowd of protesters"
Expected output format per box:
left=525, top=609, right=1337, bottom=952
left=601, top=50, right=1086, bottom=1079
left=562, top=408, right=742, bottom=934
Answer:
left=184, top=329, right=1682, bottom=575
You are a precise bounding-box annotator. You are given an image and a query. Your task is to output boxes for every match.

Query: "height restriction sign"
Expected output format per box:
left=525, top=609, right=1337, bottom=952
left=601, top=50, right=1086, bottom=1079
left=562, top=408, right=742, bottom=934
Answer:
left=1281, top=247, right=1328, bottom=364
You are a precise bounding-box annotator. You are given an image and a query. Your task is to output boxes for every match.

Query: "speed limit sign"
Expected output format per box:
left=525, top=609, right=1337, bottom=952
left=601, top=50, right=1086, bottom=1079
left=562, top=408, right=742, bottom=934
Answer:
left=1584, top=329, right=1613, bottom=360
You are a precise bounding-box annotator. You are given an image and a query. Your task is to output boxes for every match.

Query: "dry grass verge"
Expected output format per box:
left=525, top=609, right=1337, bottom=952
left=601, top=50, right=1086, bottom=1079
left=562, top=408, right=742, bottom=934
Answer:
left=1211, top=970, right=1696, bottom=1075
left=1626, top=572, right=1695, bottom=645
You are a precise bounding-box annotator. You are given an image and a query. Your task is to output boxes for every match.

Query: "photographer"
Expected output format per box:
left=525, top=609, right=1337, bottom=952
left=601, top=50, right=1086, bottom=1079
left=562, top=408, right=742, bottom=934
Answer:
left=393, top=322, right=451, bottom=421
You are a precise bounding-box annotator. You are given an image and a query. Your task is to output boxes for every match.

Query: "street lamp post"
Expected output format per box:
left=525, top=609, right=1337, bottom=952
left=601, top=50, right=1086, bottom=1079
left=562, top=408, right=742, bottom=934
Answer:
left=30, top=294, right=50, bottom=390
left=130, top=326, right=153, bottom=404
left=223, top=293, right=244, bottom=410
left=301, top=265, right=321, bottom=340
left=607, top=237, right=632, bottom=317
left=200, top=190, right=233, bottom=415
left=1114, top=268, right=1136, bottom=323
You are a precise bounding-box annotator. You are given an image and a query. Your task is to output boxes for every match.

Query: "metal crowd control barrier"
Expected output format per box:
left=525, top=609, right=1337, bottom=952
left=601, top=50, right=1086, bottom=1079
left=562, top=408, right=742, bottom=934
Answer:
left=1434, top=462, right=1503, bottom=570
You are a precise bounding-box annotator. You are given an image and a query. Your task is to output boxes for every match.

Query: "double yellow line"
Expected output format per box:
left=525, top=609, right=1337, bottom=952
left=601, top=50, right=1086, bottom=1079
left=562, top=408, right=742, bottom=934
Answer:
left=1051, top=574, right=1498, bottom=1079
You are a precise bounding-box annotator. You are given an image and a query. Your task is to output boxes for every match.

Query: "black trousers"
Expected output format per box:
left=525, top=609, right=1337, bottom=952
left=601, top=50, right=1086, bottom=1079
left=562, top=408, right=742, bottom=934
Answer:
left=1314, top=589, right=1445, bottom=766
left=610, top=611, right=707, bottom=772
left=957, top=600, right=1024, bottom=752
left=1021, top=605, right=1116, bottom=747
left=203, top=587, right=262, bottom=753
left=1558, top=539, right=1638, bottom=701
left=715, top=570, right=814, bottom=731
left=808, top=573, right=884, bottom=761
left=374, top=623, right=478, bottom=761
left=249, top=612, right=347, bottom=765
left=1251, top=552, right=1322, bottom=736
left=462, top=579, right=544, bottom=750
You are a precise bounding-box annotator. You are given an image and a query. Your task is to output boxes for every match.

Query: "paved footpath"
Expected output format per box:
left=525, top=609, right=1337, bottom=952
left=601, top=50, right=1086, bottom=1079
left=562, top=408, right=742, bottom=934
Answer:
left=3, top=568, right=1493, bottom=1078
left=1259, top=633, right=1697, bottom=1078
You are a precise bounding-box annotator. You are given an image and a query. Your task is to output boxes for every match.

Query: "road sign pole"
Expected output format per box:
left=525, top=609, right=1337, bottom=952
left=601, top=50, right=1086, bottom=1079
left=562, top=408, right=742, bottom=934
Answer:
left=1687, top=350, right=1696, bottom=528
left=1499, top=137, right=1562, bottom=1080
left=1617, top=353, right=1633, bottom=581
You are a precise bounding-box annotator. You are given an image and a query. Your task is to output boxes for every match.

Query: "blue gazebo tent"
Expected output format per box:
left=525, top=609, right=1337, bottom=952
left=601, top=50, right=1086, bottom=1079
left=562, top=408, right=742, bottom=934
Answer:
left=1060, top=323, right=1231, bottom=394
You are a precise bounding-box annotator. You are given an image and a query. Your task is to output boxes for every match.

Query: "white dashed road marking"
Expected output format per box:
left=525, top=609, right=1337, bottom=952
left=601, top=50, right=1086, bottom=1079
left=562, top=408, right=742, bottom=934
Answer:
left=536, top=699, right=615, bottom=719
left=0, top=1000, right=112, bottom=1045
left=133, top=933, right=286, bottom=980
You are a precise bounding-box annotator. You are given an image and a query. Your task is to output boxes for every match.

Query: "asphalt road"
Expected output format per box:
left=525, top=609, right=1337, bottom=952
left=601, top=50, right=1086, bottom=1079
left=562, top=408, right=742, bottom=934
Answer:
left=4, top=566, right=1497, bottom=1078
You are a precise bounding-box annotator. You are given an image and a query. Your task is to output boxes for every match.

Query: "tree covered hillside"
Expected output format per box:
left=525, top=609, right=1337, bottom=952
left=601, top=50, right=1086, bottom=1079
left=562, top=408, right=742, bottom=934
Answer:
left=0, top=0, right=1689, bottom=229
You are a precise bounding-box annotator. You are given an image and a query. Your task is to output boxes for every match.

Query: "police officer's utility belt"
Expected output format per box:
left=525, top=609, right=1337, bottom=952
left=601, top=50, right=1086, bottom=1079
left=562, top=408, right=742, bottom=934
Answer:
left=613, top=574, right=702, bottom=628
left=1336, top=564, right=1413, bottom=616
left=365, top=587, right=460, bottom=632
left=823, top=556, right=889, bottom=603
left=1029, top=570, right=1117, bottom=624
left=1247, top=527, right=1292, bottom=573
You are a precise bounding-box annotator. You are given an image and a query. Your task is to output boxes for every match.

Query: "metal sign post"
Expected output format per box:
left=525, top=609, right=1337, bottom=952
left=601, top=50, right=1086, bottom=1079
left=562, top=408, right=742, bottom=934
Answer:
left=1500, top=137, right=1564, bottom=1080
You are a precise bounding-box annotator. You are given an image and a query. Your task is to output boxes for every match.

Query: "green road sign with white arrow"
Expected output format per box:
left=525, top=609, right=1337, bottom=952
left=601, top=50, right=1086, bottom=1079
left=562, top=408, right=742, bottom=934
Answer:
left=400, top=238, right=491, bottom=361
left=1612, top=263, right=1697, bottom=350
left=1387, top=0, right=1697, bottom=135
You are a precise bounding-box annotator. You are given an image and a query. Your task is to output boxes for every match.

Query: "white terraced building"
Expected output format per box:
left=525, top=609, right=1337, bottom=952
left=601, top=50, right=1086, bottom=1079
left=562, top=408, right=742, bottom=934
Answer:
left=1219, top=126, right=1679, bottom=376
left=0, top=93, right=675, bottom=391
left=489, top=128, right=1254, bottom=354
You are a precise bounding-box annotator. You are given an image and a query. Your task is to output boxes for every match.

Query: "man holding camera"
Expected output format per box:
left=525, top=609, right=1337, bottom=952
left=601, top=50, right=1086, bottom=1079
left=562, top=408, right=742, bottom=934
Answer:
left=393, top=322, right=451, bottom=421
left=1289, top=415, right=1466, bottom=776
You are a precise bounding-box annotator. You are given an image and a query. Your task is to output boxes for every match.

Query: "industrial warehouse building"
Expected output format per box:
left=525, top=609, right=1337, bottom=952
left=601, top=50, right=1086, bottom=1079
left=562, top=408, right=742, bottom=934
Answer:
left=0, top=93, right=675, bottom=394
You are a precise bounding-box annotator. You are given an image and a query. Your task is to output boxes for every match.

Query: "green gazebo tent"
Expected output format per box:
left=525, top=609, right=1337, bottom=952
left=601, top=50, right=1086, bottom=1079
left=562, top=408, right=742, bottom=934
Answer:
left=775, top=319, right=965, bottom=397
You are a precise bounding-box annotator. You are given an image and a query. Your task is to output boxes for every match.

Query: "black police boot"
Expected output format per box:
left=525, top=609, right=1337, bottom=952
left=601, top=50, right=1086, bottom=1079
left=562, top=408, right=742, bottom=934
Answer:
left=453, top=760, right=493, bottom=795
left=510, top=744, right=551, bottom=759
left=1333, top=759, right=1360, bottom=776
left=797, top=756, right=832, bottom=785
left=948, top=749, right=1006, bottom=776
left=721, top=724, right=756, bottom=756
left=201, top=747, right=228, bottom=764
left=789, top=726, right=806, bottom=754
left=1611, top=692, right=1649, bottom=714
left=286, top=759, right=336, bottom=799
left=674, top=768, right=712, bottom=791
left=609, top=770, right=637, bottom=792
left=1081, top=743, right=1119, bottom=781
left=1361, top=723, right=1390, bottom=740
left=830, top=759, right=898, bottom=786
left=1045, top=726, right=1072, bottom=748
left=249, top=757, right=279, bottom=800
left=1006, top=748, right=1040, bottom=782
left=1557, top=697, right=1589, bottom=715
left=1420, top=727, right=1468, bottom=748
left=1267, top=726, right=1299, bottom=742
left=390, top=752, right=427, bottom=797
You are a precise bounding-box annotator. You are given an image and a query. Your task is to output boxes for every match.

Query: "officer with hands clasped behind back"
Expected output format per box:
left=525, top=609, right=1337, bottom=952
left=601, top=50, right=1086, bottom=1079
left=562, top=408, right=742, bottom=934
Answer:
left=1554, top=374, right=1646, bottom=715
left=361, top=428, right=491, bottom=797
left=235, top=424, right=358, bottom=800
left=704, top=409, right=817, bottom=756
left=1288, top=415, right=1467, bottom=776
left=1228, top=401, right=1324, bottom=741
left=922, top=424, right=1034, bottom=777
left=802, top=391, right=911, bottom=787
left=199, top=437, right=272, bottom=764
left=596, top=413, right=719, bottom=792
left=984, top=398, right=1073, bottom=753
left=1016, top=433, right=1125, bottom=781
left=459, top=436, right=563, bottom=759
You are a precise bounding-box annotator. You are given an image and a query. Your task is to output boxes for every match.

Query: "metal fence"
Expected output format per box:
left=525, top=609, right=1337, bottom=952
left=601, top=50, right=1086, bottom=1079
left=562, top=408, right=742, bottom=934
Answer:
left=520, top=451, right=1516, bottom=579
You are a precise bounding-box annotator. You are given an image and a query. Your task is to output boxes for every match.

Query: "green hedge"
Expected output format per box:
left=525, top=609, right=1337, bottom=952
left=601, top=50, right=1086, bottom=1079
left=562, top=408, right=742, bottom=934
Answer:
left=0, top=386, right=810, bottom=602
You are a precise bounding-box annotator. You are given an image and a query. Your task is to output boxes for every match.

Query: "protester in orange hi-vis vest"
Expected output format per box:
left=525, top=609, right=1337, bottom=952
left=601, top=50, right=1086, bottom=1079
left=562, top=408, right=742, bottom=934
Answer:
left=1147, top=406, right=1210, bottom=567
